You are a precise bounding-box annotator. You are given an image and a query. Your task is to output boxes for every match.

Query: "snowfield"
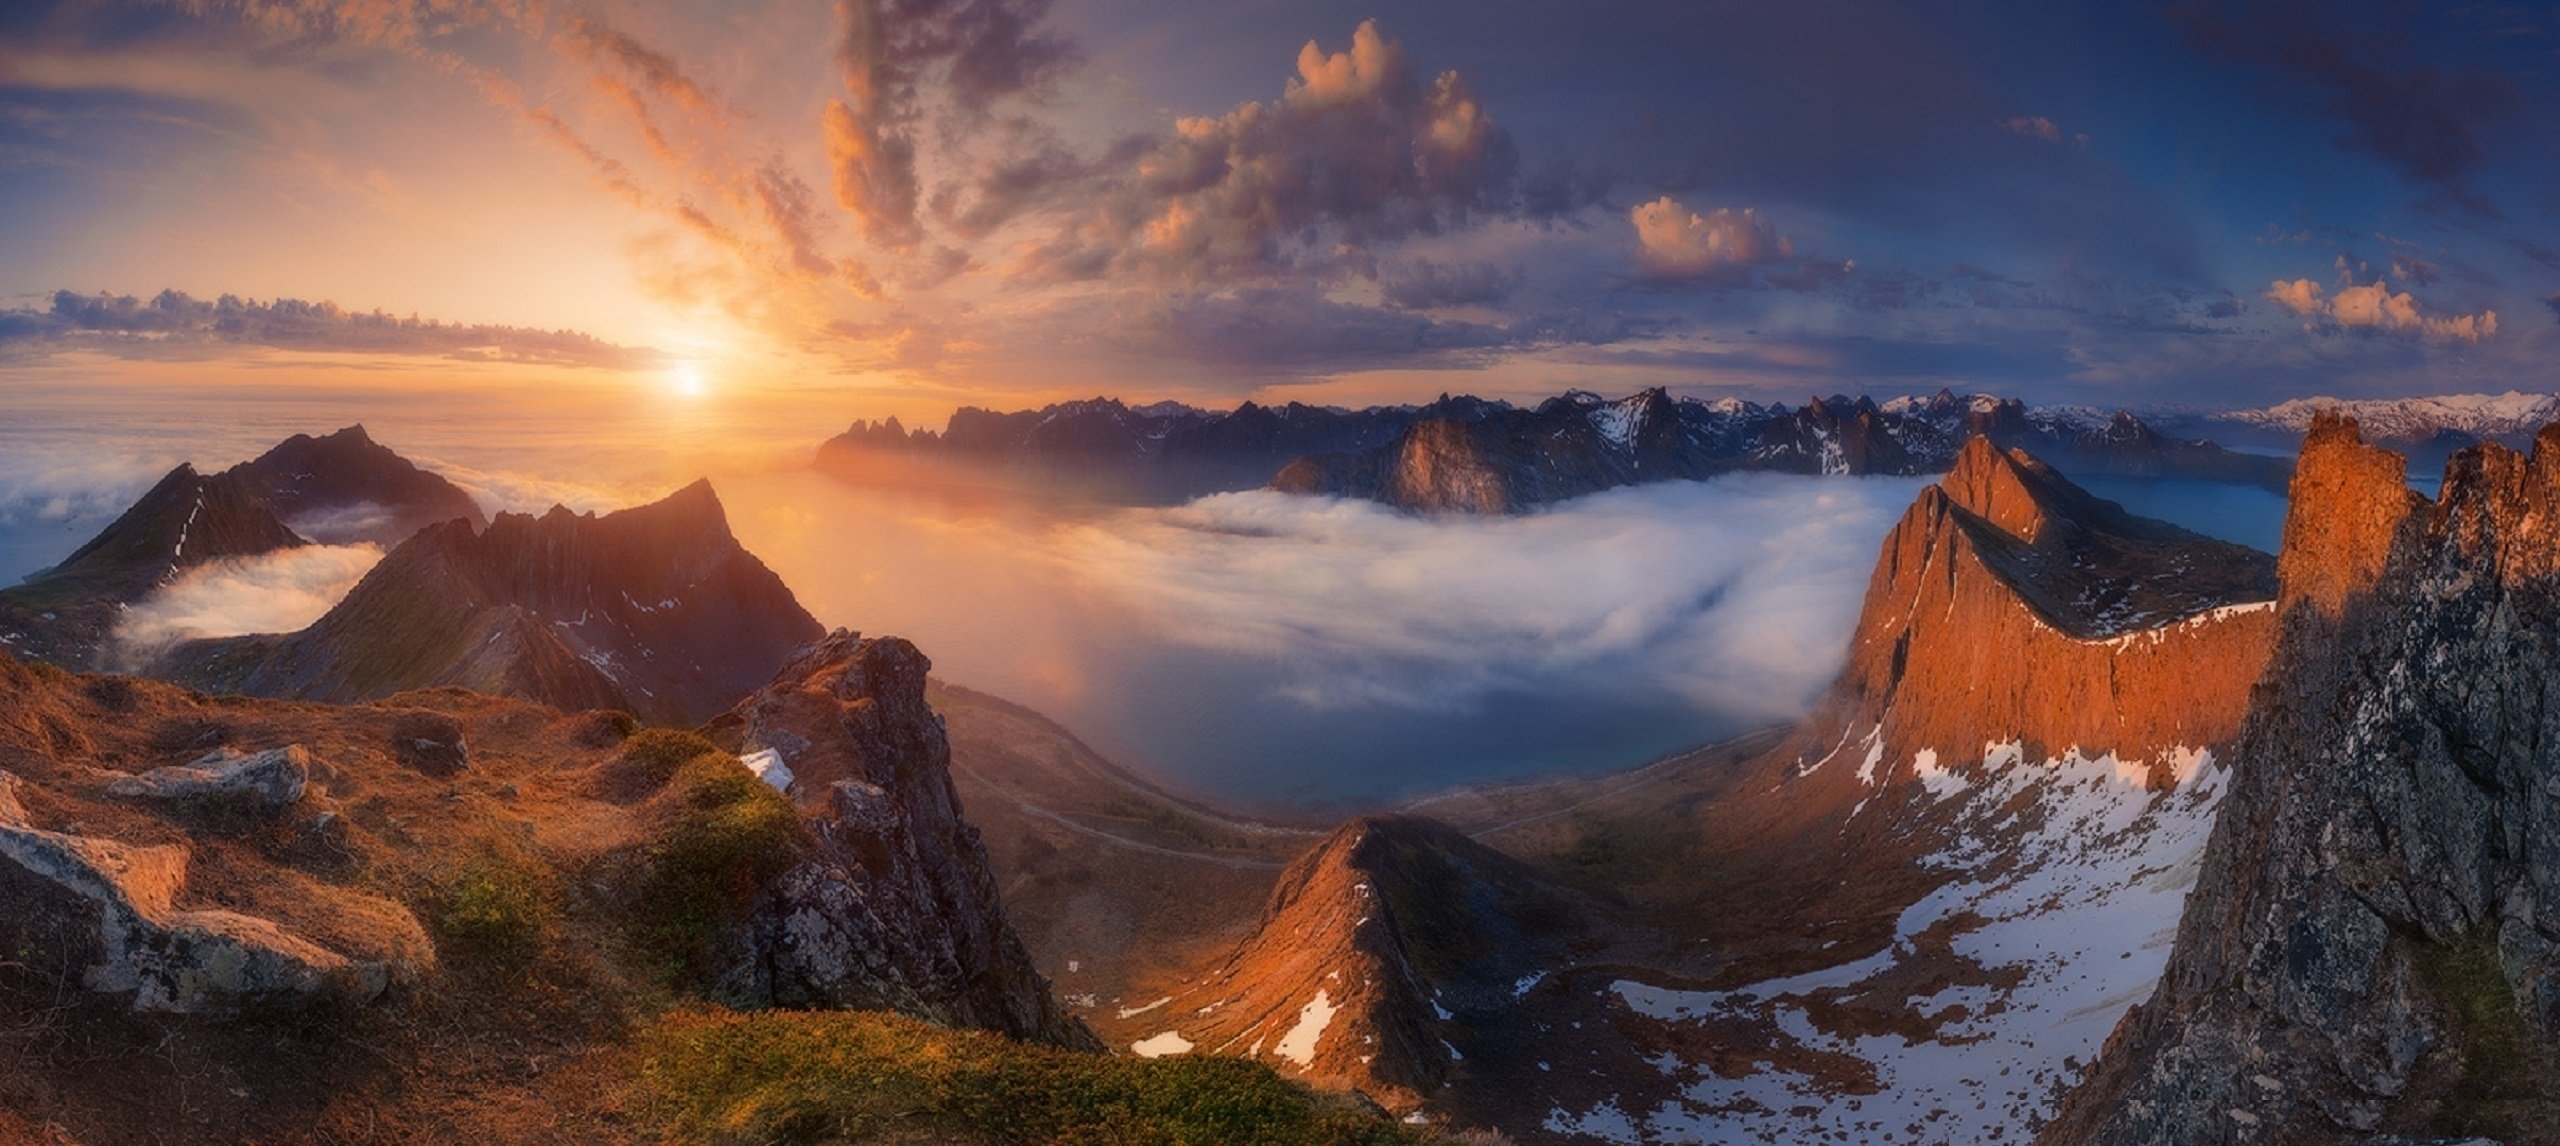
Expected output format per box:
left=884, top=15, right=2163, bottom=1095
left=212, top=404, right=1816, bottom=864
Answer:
left=1552, top=745, right=2230, bottom=1144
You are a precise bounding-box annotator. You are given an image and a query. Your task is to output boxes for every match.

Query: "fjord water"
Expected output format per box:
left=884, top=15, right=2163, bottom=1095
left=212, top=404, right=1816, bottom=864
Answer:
left=0, top=381, right=2291, bottom=807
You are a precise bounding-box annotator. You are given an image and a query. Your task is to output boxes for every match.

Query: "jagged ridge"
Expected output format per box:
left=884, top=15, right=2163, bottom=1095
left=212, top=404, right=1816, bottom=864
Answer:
left=155, top=479, right=821, bottom=726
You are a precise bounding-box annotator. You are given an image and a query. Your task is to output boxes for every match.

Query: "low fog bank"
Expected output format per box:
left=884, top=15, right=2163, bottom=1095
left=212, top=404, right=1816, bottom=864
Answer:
left=110, top=543, right=385, bottom=667
left=1053, top=479, right=1929, bottom=722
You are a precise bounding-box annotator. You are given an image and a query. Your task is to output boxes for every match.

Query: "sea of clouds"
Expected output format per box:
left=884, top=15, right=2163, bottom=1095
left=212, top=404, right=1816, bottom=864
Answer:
left=1049, top=476, right=1927, bottom=719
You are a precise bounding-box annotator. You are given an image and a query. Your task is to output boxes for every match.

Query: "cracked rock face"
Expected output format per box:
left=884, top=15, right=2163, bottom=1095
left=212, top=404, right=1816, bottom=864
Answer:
left=711, top=630, right=1096, bottom=1049
left=2051, top=414, right=2560, bottom=1143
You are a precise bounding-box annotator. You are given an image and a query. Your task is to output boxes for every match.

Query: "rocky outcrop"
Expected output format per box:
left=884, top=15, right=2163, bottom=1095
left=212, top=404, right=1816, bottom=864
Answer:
left=0, top=768, right=426, bottom=1014
left=2051, top=416, right=2560, bottom=1143
left=710, top=631, right=1094, bottom=1049
left=105, top=745, right=310, bottom=811
left=155, top=480, right=822, bottom=726
left=1104, top=815, right=1581, bottom=1112
left=1774, top=437, right=2280, bottom=796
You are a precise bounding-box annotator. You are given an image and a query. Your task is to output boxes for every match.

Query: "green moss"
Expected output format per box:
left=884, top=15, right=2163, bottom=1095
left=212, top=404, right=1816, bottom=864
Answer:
left=617, top=729, right=724, bottom=793
left=633, top=754, right=801, bottom=983
left=433, top=841, right=560, bottom=970
left=2415, top=931, right=2560, bottom=1139
left=632, top=1009, right=1429, bottom=1145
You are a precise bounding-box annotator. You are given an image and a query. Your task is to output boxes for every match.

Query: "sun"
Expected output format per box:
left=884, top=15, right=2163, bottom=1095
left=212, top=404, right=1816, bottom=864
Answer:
left=674, top=364, right=706, bottom=397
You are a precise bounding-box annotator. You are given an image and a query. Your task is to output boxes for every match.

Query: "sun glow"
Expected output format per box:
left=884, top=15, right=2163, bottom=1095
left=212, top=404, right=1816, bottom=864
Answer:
left=674, top=364, right=706, bottom=397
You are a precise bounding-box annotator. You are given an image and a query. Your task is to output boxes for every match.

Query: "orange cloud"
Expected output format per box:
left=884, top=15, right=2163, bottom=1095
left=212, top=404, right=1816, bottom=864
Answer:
left=2264, top=276, right=2498, bottom=341
left=1630, top=197, right=1792, bottom=278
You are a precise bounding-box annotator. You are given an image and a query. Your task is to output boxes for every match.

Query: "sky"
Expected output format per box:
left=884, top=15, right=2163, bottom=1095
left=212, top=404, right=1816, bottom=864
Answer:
left=3, top=0, right=2557, bottom=422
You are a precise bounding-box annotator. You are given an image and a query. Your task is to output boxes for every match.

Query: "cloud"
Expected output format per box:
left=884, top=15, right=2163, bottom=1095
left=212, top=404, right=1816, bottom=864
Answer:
left=1995, top=115, right=2088, bottom=148
left=2183, top=7, right=2518, bottom=210
left=2264, top=275, right=2499, bottom=341
left=563, top=14, right=722, bottom=117
left=1379, top=259, right=1521, bottom=309
left=824, top=0, right=1076, bottom=251
left=1045, top=477, right=1927, bottom=716
left=1998, top=115, right=2063, bottom=143
left=110, top=543, right=383, bottom=667
left=1011, top=20, right=1525, bottom=284
left=0, top=289, right=657, bottom=368
left=0, top=289, right=655, bottom=367
left=1630, top=196, right=1792, bottom=278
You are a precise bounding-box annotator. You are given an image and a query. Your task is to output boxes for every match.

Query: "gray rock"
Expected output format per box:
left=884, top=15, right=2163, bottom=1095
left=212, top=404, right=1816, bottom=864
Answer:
left=2052, top=417, right=2560, bottom=1142
left=710, top=630, right=1096, bottom=1049
left=107, top=745, right=310, bottom=811
left=0, top=794, right=415, bottom=1014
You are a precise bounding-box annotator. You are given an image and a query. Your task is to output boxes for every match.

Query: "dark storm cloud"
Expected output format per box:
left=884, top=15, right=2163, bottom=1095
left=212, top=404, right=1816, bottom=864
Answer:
left=2179, top=2, right=2520, bottom=211
left=0, top=289, right=656, bottom=368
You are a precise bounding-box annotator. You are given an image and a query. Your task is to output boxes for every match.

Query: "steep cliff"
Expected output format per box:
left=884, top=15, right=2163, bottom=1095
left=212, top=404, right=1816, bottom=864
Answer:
left=707, top=631, right=1093, bottom=1048
left=2052, top=413, right=2560, bottom=1144
left=1776, top=436, right=2279, bottom=798
left=156, top=480, right=820, bottom=726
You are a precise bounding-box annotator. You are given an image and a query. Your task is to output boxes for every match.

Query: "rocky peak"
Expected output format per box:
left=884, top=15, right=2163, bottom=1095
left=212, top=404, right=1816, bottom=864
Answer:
left=153, top=479, right=821, bottom=726
left=1772, top=443, right=2278, bottom=795
left=2275, top=410, right=2423, bottom=619
left=1940, top=436, right=2061, bottom=542
left=709, top=630, right=1094, bottom=1048
left=1100, top=813, right=1580, bottom=1113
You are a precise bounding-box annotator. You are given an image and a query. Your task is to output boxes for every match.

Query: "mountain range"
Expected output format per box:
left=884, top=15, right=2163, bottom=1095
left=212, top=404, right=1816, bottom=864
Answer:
left=156, top=479, right=820, bottom=726
left=10, top=405, right=2560, bottom=1142
left=819, top=387, right=2293, bottom=513
left=0, top=426, right=483, bottom=667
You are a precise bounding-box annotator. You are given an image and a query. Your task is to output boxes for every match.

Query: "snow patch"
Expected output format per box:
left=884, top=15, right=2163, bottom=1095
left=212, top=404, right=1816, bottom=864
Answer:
left=1275, top=989, right=1337, bottom=1067
left=1131, top=1031, right=1194, bottom=1058
left=739, top=748, right=794, bottom=794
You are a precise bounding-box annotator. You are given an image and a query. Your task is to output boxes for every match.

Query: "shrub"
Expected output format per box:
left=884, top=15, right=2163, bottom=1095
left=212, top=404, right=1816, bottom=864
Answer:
left=631, top=1008, right=1428, bottom=1145
left=634, top=754, right=800, bottom=982
left=433, top=840, right=559, bottom=970
left=617, top=729, right=724, bottom=790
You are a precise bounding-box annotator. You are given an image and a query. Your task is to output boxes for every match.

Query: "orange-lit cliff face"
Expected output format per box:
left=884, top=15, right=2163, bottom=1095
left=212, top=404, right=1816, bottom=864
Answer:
left=1773, top=437, right=2281, bottom=796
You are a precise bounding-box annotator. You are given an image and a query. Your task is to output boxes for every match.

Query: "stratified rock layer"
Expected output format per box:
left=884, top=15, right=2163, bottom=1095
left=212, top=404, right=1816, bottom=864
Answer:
left=2053, top=415, right=2560, bottom=1143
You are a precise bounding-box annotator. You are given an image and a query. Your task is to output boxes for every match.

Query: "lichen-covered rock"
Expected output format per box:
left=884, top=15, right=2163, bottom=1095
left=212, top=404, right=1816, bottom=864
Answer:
left=712, top=630, right=1095, bottom=1049
left=0, top=782, right=425, bottom=1014
left=106, top=745, right=310, bottom=811
left=2051, top=416, right=2560, bottom=1143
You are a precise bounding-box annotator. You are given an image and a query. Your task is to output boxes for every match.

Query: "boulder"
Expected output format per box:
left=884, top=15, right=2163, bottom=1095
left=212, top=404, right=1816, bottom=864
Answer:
left=106, top=745, right=310, bottom=811
left=0, top=785, right=415, bottom=1013
left=387, top=710, right=469, bottom=776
